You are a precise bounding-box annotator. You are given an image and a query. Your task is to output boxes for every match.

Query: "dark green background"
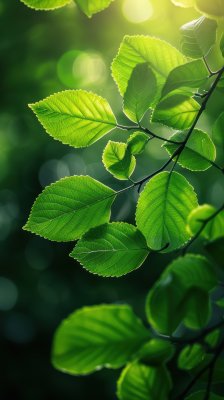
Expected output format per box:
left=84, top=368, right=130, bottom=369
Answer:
left=1, top=1, right=224, bottom=398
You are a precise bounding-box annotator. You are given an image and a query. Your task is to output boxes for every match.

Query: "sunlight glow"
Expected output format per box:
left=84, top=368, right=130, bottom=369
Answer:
left=122, top=0, right=154, bottom=24
left=57, top=50, right=107, bottom=88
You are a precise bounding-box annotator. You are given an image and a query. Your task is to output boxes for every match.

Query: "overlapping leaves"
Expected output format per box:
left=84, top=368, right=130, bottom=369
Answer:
left=164, top=129, right=216, bottom=171
left=24, top=176, right=116, bottom=241
left=112, top=35, right=186, bottom=98
left=188, top=204, right=224, bottom=241
left=146, top=254, right=217, bottom=334
left=24, top=23, right=224, bottom=400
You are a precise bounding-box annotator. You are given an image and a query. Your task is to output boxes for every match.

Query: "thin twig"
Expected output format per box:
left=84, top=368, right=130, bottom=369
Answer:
left=154, top=319, right=224, bottom=346
left=203, top=56, right=213, bottom=75
left=116, top=123, right=182, bottom=144
left=175, top=339, right=224, bottom=400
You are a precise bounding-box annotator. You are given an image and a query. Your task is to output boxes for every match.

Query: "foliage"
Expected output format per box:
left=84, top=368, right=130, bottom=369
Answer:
left=20, top=0, right=114, bottom=15
left=21, top=0, right=224, bottom=399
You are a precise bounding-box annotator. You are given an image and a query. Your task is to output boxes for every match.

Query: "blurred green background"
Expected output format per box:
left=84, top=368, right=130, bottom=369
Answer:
left=1, top=0, right=224, bottom=399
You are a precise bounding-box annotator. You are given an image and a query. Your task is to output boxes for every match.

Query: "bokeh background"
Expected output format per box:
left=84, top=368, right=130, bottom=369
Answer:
left=1, top=0, right=224, bottom=399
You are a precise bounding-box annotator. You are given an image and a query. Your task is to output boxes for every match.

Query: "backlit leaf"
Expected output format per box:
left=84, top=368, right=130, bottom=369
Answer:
left=127, top=132, right=149, bottom=155
left=29, top=90, right=116, bottom=148
left=184, top=288, right=211, bottom=330
left=152, top=93, right=200, bottom=130
left=70, top=222, right=149, bottom=277
left=123, top=63, right=157, bottom=122
left=102, top=141, right=136, bottom=180
left=137, top=339, right=175, bottom=365
left=52, top=304, right=150, bottom=375
left=162, top=60, right=208, bottom=98
left=20, top=0, right=71, bottom=10
left=180, top=17, right=217, bottom=58
left=205, top=329, right=220, bottom=348
left=187, top=204, right=224, bottom=241
left=136, top=172, right=198, bottom=252
left=164, top=129, right=216, bottom=171
left=75, top=0, right=114, bottom=17
left=178, top=344, right=205, bottom=370
left=112, top=36, right=186, bottom=98
left=24, top=176, right=116, bottom=241
left=117, top=363, right=172, bottom=400
left=146, top=254, right=216, bottom=334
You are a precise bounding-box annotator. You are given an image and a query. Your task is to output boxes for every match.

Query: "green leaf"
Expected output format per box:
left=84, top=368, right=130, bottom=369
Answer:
left=70, top=222, right=149, bottom=277
left=52, top=304, right=150, bottom=375
left=152, top=93, right=200, bottom=130
left=146, top=254, right=216, bottom=334
left=218, top=76, right=224, bottom=89
left=186, top=391, right=224, bottom=400
left=187, top=204, right=224, bottom=241
left=162, top=254, right=216, bottom=292
left=171, top=0, right=194, bottom=7
left=137, top=339, right=175, bottom=365
left=213, top=112, right=224, bottom=148
left=127, top=132, right=149, bottom=155
left=24, top=176, right=116, bottom=242
left=20, top=0, right=71, bottom=10
left=220, top=34, right=224, bottom=57
left=216, top=298, right=224, bottom=308
left=180, top=17, right=217, bottom=58
left=184, top=288, right=211, bottom=330
left=112, top=35, right=186, bottom=99
left=178, top=344, right=205, bottom=370
left=123, top=63, right=157, bottom=122
left=102, top=141, right=136, bottom=180
left=29, top=90, right=116, bottom=148
left=117, top=363, right=172, bottom=400
left=195, top=0, right=224, bottom=19
left=75, top=0, right=114, bottom=17
left=136, top=172, right=198, bottom=252
left=164, top=129, right=216, bottom=171
left=162, top=60, right=208, bottom=98
left=147, top=273, right=189, bottom=334
left=205, top=329, right=220, bottom=348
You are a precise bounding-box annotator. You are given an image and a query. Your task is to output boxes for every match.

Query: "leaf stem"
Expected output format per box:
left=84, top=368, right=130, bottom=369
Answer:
left=116, top=123, right=182, bottom=144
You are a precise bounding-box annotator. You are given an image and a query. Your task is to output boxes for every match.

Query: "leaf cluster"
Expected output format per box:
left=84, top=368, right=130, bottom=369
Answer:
left=22, top=0, right=224, bottom=399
